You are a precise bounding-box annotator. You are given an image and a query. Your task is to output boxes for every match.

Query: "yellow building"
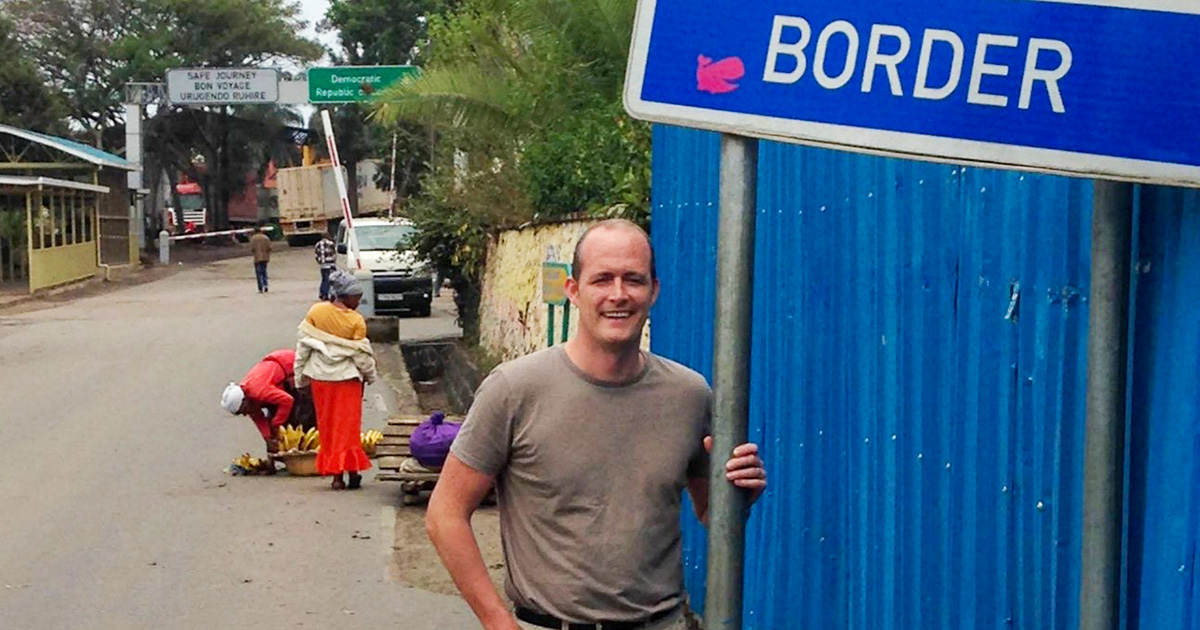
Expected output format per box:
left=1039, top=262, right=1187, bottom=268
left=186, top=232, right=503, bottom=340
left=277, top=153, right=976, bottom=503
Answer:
left=0, top=125, right=135, bottom=294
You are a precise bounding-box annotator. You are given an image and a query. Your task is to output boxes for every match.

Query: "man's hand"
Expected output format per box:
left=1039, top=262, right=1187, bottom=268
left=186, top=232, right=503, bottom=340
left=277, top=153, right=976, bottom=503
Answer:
left=704, top=436, right=767, bottom=503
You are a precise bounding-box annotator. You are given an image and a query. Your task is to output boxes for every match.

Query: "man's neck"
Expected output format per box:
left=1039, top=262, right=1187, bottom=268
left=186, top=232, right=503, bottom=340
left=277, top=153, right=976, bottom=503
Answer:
left=562, top=337, right=645, bottom=384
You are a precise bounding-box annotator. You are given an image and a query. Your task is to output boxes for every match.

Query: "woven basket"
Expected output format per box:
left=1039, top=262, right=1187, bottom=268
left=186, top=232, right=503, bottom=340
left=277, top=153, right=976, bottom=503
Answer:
left=275, top=451, right=319, bottom=476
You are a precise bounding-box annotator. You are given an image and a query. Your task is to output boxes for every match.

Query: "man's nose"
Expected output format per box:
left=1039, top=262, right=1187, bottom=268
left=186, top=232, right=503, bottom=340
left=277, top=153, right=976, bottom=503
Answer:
left=607, top=279, right=630, bottom=301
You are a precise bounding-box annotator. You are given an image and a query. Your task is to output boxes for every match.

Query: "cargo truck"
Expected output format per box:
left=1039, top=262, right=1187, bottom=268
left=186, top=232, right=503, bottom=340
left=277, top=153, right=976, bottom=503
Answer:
left=276, top=164, right=346, bottom=246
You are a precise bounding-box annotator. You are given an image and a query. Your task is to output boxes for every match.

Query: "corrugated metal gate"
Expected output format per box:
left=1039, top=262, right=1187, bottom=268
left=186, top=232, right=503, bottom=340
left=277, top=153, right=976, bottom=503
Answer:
left=651, top=125, right=1200, bottom=630
left=98, top=169, right=133, bottom=266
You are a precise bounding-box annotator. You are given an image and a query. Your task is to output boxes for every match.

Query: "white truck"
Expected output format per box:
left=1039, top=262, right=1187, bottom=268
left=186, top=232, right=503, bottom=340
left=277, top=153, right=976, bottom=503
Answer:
left=277, top=161, right=393, bottom=246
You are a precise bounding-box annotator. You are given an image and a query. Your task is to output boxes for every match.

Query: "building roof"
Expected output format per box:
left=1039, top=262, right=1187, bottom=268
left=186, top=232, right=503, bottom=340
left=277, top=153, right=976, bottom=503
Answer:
left=0, top=175, right=110, bottom=193
left=0, top=124, right=134, bottom=171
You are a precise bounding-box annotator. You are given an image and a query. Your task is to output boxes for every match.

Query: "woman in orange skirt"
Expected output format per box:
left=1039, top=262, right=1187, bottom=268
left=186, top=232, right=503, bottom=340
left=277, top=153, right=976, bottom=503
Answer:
left=294, top=270, right=378, bottom=490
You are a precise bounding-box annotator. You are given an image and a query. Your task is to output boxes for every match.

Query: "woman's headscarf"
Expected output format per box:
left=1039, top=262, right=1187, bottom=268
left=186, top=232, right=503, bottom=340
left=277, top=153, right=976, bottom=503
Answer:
left=329, top=270, right=363, bottom=299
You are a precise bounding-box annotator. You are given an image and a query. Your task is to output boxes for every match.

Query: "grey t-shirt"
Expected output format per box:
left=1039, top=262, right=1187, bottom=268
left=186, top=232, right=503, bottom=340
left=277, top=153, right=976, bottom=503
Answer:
left=450, top=346, right=711, bottom=623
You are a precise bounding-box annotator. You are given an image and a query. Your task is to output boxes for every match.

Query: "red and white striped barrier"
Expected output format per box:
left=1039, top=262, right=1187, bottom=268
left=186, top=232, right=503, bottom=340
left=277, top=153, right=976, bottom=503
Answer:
left=168, top=225, right=275, bottom=242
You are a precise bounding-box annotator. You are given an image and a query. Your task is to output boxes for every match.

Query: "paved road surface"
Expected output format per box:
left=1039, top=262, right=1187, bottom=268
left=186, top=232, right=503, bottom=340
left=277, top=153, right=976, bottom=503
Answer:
left=0, top=248, right=476, bottom=629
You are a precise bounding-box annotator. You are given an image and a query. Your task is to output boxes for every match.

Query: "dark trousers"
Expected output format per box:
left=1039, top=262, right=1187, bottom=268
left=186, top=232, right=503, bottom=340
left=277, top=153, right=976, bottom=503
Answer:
left=319, top=266, right=333, bottom=299
left=254, top=261, right=269, bottom=292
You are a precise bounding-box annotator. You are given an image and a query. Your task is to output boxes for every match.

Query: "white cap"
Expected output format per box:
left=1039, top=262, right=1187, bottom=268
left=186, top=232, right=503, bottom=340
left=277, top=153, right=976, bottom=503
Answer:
left=221, top=383, right=245, bottom=414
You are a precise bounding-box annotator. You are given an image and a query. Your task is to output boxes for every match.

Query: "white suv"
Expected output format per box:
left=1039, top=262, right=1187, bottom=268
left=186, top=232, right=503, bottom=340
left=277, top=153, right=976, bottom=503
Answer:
left=335, top=217, right=433, bottom=316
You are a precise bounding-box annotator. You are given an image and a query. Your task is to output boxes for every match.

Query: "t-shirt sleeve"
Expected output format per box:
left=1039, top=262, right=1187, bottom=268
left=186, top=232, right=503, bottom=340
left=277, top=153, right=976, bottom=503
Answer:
left=450, top=370, right=514, bottom=477
left=686, top=386, right=714, bottom=479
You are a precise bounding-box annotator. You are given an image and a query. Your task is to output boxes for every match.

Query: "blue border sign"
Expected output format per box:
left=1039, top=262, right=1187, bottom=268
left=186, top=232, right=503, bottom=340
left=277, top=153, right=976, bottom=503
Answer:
left=624, top=0, right=1200, bottom=186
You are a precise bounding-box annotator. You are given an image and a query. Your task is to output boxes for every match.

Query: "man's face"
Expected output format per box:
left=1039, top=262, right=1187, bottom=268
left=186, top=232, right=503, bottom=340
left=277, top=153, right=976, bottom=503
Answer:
left=342, top=294, right=362, bottom=310
left=565, top=227, right=659, bottom=351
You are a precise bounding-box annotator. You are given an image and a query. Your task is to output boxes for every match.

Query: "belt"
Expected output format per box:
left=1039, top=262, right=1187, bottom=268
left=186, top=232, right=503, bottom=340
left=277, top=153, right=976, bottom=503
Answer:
left=514, top=606, right=675, bottom=630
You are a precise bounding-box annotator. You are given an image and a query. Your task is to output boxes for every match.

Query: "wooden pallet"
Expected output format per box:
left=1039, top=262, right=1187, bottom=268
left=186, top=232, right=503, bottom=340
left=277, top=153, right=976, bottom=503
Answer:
left=375, top=415, right=458, bottom=505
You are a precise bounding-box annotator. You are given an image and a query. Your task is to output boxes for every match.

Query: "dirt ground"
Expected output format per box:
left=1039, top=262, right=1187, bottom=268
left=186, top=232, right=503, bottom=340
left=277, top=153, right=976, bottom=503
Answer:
left=392, top=504, right=506, bottom=596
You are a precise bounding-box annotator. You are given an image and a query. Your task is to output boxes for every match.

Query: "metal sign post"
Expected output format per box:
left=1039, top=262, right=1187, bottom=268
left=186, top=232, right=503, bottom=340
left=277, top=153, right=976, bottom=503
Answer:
left=706, top=135, right=758, bottom=630
left=1081, top=179, right=1133, bottom=630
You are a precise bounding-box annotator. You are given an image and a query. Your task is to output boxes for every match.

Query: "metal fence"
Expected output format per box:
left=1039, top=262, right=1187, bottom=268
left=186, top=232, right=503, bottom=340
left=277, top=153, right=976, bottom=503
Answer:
left=651, top=124, right=1200, bottom=630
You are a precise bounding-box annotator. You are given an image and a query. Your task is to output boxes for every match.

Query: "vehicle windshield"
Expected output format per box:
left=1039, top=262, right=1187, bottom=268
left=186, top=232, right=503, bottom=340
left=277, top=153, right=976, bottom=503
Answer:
left=355, top=224, right=417, bottom=251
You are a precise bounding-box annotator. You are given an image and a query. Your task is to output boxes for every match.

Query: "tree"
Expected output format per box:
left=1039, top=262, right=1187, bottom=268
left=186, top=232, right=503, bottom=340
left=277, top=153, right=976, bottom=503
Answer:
left=3, top=0, right=136, bottom=146
left=320, top=0, right=448, bottom=215
left=323, top=0, right=455, bottom=66
left=0, top=14, right=66, bottom=133
left=371, top=0, right=650, bottom=342
left=5, top=0, right=322, bottom=228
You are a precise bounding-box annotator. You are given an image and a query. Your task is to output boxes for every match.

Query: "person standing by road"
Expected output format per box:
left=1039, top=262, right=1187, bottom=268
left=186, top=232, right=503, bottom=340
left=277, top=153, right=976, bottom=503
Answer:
left=295, top=271, right=377, bottom=490
left=314, top=231, right=337, bottom=300
left=250, top=225, right=271, bottom=293
left=425, top=219, right=767, bottom=630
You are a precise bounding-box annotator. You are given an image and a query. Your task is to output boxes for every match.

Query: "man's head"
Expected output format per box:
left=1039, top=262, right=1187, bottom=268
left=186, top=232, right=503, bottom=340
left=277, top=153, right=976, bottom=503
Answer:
left=565, top=219, right=659, bottom=352
left=221, top=383, right=248, bottom=415
left=321, top=231, right=332, bottom=241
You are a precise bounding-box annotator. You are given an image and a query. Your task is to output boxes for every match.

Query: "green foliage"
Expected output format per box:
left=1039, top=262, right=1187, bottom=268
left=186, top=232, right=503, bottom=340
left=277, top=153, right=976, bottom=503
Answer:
left=0, top=14, right=66, bottom=132
left=4, top=0, right=136, bottom=139
left=324, top=0, right=454, bottom=66
left=521, top=100, right=650, bottom=222
left=367, top=0, right=652, bottom=338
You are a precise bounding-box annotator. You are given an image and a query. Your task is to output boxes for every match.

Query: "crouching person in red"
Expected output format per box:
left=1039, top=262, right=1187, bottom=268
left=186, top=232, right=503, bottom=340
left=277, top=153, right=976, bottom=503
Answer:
left=295, top=271, right=377, bottom=490
left=221, top=349, right=316, bottom=453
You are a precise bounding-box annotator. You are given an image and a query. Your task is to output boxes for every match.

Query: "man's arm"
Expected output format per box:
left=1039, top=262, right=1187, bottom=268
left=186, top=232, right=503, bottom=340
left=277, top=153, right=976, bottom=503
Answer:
left=255, top=385, right=294, bottom=430
left=426, top=454, right=521, bottom=630
left=246, top=405, right=274, bottom=441
left=687, top=437, right=767, bottom=525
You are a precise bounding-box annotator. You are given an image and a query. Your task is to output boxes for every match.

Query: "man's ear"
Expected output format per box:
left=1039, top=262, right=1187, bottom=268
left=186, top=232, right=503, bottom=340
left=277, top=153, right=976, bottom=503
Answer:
left=649, top=278, right=661, bottom=308
left=565, top=276, right=580, bottom=306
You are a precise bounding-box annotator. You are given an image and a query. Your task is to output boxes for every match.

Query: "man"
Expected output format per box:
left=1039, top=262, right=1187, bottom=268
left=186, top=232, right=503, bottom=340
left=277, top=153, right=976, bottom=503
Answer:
left=426, top=219, right=767, bottom=630
left=314, top=231, right=337, bottom=300
left=250, top=225, right=271, bottom=293
left=221, top=349, right=315, bottom=453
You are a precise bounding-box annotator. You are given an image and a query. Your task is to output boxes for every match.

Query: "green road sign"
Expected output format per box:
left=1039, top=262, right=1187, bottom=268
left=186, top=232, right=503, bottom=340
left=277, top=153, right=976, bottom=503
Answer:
left=308, top=66, right=418, bottom=103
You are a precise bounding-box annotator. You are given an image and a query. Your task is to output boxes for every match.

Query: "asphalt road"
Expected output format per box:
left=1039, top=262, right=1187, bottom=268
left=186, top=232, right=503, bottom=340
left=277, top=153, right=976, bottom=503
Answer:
left=0, top=247, right=476, bottom=629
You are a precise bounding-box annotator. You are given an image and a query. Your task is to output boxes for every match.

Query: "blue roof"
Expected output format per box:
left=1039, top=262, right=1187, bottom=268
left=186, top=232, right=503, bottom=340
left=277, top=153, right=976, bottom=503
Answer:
left=0, top=124, right=133, bottom=170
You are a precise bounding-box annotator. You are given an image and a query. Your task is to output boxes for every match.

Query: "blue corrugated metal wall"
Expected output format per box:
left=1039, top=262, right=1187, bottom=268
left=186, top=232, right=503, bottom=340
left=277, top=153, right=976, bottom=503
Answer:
left=651, top=124, right=1200, bottom=630
left=1127, top=186, right=1200, bottom=630
left=651, top=125, right=1096, bottom=630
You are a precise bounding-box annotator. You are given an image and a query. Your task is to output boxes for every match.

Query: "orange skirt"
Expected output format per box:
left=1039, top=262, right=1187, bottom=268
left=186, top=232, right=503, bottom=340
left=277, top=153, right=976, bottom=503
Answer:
left=311, top=379, right=372, bottom=475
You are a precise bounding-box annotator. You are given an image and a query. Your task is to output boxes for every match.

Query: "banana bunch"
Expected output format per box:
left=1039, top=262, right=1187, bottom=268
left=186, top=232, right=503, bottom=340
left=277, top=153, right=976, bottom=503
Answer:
left=278, top=425, right=320, bottom=452
left=235, top=453, right=267, bottom=470
left=361, top=429, right=383, bottom=456
left=228, top=452, right=273, bottom=475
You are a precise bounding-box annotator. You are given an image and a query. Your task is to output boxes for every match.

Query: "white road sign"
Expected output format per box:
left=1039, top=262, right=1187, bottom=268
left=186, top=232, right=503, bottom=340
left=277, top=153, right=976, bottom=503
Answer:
left=166, top=68, right=279, bottom=105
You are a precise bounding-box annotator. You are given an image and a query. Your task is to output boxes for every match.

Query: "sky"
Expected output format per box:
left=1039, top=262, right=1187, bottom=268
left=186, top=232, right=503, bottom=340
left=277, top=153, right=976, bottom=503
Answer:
left=297, top=0, right=339, bottom=61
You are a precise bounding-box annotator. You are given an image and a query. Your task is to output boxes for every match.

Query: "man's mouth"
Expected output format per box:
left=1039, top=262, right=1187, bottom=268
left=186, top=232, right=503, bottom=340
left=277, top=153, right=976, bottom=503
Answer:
left=603, top=311, right=632, bottom=320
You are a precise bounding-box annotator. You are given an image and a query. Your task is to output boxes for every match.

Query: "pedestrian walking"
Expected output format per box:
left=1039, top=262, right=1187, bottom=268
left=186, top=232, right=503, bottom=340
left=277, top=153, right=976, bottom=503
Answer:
left=425, top=219, right=767, bottom=630
left=250, top=225, right=271, bottom=293
left=294, top=270, right=377, bottom=490
left=314, top=232, right=337, bottom=300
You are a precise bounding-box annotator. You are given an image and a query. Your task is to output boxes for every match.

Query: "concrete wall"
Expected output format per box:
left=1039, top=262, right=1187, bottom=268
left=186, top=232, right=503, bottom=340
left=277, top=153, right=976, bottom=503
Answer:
left=479, top=217, right=656, bottom=361
left=479, top=219, right=594, bottom=361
